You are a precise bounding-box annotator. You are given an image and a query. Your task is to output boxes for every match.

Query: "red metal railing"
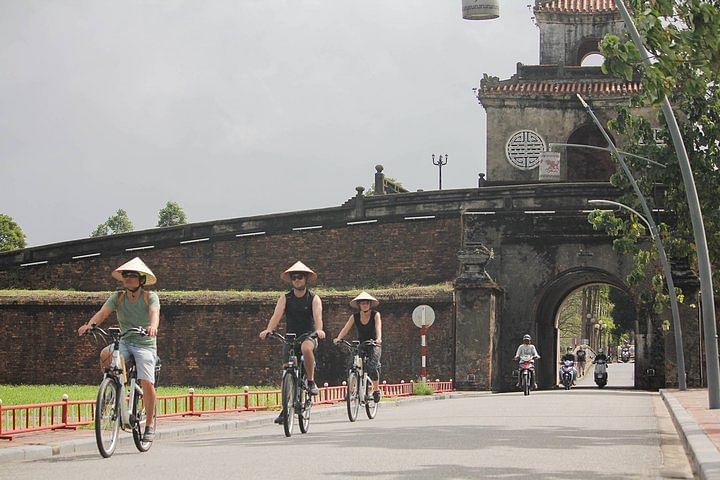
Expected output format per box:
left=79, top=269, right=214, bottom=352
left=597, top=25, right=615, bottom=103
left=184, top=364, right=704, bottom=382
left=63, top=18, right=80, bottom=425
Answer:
left=1, top=380, right=453, bottom=440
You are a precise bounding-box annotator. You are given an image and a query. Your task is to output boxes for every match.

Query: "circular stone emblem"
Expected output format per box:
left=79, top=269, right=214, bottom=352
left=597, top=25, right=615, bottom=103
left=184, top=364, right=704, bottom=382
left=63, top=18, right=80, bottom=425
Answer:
left=505, top=130, right=546, bottom=170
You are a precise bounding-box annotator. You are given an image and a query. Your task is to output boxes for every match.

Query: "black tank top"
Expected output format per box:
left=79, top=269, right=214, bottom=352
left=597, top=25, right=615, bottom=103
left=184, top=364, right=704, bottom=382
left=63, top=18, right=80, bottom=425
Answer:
left=285, top=289, right=315, bottom=335
left=353, top=310, right=378, bottom=342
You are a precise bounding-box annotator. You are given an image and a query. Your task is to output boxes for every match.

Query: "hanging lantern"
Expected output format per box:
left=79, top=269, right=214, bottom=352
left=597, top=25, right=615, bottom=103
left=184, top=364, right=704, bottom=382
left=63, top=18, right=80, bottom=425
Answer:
left=462, top=0, right=500, bottom=20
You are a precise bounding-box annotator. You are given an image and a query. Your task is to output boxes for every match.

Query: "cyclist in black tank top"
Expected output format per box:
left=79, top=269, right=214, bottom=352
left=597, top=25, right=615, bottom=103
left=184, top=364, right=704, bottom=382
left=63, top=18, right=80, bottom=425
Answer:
left=260, top=261, right=326, bottom=423
left=334, top=291, right=383, bottom=403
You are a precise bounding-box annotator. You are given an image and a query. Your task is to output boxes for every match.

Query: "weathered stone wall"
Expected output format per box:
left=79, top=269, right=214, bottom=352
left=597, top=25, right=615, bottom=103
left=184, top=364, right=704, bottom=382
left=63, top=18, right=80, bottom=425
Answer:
left=0, top=289, right=454, bottom=387
left=483, top=95, right=632, bottom=183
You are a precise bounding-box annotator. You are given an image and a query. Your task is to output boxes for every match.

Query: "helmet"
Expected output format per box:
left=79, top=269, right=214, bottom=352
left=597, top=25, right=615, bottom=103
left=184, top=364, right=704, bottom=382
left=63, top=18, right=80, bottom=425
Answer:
left=522, top=334, right=531, bottom=341
left=567, top=347, right=573, bottom=352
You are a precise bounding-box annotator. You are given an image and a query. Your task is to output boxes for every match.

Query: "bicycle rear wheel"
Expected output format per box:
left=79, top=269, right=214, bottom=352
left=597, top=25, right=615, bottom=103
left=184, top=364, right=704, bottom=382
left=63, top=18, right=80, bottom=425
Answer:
left=131, top=387, right=155, bottom=452
left=298, top=384, right=311, bottom=433
left=365, top=376, right=378, bottom=419
left=95, top=377, right=120, bottom=458
left=346, top=370, right=360, bottom=422
left=281, top=371, right=296, bottom=437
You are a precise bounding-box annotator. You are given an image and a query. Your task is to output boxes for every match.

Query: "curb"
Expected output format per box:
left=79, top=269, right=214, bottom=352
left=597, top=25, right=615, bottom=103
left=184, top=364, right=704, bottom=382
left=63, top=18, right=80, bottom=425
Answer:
left=0, top=391, right=483, bottom=465
left=660, top=389, right=720, bottom=480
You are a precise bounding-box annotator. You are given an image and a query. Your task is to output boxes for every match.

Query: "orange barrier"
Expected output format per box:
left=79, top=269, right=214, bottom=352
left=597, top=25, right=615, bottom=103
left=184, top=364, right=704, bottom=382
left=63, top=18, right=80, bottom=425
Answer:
left=1, top=380, right=454, bottom=440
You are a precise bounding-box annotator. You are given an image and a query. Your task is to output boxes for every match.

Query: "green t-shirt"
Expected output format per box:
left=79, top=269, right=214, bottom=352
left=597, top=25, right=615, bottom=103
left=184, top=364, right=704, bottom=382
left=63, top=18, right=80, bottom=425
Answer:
left=103, top=289, right=160, bottom=349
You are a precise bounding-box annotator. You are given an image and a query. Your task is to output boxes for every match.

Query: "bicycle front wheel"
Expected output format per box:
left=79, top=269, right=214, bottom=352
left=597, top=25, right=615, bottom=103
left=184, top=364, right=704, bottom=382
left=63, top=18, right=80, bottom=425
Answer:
left=281, top=371, right=296, bottom=437
left=95, top=377, right=120, bottom=458
left=298, top=384, right=311, bottom=434
left=131, top=387, right=155, bottom=452
left=365, top=376, right=378, bottom=419
left=346, top=371, right=360, bottom=422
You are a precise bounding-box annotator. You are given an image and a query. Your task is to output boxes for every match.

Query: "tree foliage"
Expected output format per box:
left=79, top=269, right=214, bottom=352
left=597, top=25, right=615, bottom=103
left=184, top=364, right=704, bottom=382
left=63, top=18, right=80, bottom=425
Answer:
left=0, top=213, right=27, bottom=252
left=90, top=209, right=134, bottom=237
left=594, top=0, right=720, bottom=304
left=157, top=201, right=188, bottom=228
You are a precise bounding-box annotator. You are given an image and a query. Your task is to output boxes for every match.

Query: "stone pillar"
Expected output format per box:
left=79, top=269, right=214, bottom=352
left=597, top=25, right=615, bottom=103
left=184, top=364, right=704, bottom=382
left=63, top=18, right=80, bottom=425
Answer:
left=374, top=165, right=385, bottom=195
left=453, top=247, right=502, bottom=390
left=354, top=186, right=365, bottom=218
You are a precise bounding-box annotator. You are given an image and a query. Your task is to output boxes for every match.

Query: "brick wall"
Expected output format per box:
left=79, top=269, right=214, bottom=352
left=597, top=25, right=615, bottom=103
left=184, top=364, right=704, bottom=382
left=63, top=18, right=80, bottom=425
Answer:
left=0, top=218, right=461, bottom=291
left=0, top=290, right=454, bottom=387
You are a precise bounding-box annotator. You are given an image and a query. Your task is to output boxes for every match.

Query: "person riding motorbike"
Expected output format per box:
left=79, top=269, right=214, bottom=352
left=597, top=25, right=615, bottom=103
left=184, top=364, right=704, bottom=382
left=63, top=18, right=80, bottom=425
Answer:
left=559, top=347, right=577, bottom=386
left=513, top=334, right=540, bottom=389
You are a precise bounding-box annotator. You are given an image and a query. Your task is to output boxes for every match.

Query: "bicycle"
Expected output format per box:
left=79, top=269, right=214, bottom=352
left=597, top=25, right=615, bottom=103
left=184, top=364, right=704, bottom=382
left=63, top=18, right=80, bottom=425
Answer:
left=267, top=331, right=317, bottom=437
left=338, top=339, right=379, bottom=421
left=87, top=325, right=159, bottom=458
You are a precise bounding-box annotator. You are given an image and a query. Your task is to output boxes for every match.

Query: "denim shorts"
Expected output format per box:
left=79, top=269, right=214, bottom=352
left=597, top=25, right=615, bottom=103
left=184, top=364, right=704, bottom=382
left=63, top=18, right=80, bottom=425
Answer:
left=117, top=342, right=158, bottom=384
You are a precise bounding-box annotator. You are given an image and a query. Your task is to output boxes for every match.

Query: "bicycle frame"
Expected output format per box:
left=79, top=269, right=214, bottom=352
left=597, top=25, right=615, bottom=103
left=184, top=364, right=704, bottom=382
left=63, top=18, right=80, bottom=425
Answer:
left=283, top=333, right=309, bottom=409
left=343, top=340, right=377, bottom=404
left=96, top=326, right=146, bottom=431
left=106, top=336, right=144, bottom=431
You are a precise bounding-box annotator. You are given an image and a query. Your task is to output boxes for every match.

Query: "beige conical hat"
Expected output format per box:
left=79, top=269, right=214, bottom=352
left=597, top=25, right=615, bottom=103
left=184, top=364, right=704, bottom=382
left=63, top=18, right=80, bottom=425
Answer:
left=280, top=261, right=317, bottom=283
left=350, top=291, right=379, bottom=309
left=112, top=257, right=157, bottom=286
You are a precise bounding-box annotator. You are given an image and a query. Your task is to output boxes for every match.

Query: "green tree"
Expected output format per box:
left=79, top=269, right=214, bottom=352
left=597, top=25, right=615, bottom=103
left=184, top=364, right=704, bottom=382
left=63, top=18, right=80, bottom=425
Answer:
left=90, top=209, right=134, bottom=237
left=593, top=0, right=720, bottom=305
left=157, top=201, right=188, bottom=227
left=0, top=213, right=27, bottom=252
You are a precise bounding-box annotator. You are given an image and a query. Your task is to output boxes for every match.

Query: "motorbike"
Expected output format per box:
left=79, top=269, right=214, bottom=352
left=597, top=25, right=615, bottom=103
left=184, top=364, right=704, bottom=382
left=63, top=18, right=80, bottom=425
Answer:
left=559, top=359, right=575, bottom=390
left=517, top=354, right=535, bottom=396
left=594, top=358, right=608, bottom=388
left=620, top=348, right=630, bottom=363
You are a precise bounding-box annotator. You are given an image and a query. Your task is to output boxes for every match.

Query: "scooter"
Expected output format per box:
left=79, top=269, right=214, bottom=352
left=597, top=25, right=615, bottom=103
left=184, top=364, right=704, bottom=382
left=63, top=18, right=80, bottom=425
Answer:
left=620, top=348, right=630, bottom=363
left=594, top=358, right=608, bottom=388
left=517, top=354, right=535, bottom=396
left=559, top=359, right=575, bottom=390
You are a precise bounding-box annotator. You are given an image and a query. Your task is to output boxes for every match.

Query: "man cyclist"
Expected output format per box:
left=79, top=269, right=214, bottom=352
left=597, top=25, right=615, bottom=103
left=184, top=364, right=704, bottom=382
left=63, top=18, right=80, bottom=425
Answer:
left=334, top=291, right=383, bottom=403
left=77, top=257, right=160, bottom=442
left=513, top=334, right=540, bottom=389
left=576, top=344, right=587, bottom=376
left=259, top=261, right=325, bottom=424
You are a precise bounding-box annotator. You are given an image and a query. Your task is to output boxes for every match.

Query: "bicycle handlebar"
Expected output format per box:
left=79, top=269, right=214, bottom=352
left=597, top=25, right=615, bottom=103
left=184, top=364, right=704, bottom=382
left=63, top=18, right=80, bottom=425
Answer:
left=266, top=331, right=318, bottom=345
left=336, top=339, right=378, bottom=349
left=86, top=324, right=149, bottom=341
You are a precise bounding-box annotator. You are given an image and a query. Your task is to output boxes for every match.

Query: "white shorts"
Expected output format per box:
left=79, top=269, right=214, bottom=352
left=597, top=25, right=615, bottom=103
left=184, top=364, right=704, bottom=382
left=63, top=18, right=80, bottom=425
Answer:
left=117, top=342, right=158, bottom=384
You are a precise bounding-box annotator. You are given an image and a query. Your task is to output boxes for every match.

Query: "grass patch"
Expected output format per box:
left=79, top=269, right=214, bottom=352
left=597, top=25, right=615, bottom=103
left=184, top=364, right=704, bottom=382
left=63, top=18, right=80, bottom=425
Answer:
left=412, top=382, right=435, bottom=396
left=0, top=384, right=279, bottom=406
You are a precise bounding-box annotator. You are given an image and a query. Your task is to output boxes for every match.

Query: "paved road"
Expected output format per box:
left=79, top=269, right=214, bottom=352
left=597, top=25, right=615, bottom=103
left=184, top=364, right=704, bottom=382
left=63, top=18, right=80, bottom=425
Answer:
left=3, top=370, right=693, bottom=480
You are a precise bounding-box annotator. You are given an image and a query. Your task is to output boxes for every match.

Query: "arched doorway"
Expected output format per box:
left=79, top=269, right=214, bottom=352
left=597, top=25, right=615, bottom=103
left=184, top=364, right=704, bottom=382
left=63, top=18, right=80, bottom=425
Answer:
left=533, top=268, right=639, bottom=389
left=566, top=124, right=616, bottom=181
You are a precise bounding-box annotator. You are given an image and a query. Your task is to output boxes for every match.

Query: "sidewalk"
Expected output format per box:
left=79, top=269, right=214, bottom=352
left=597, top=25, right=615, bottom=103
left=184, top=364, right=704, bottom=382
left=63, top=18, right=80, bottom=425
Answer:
left=0, top=392, right=477, bottom=465
left=661, top=388, right=720, bottom=480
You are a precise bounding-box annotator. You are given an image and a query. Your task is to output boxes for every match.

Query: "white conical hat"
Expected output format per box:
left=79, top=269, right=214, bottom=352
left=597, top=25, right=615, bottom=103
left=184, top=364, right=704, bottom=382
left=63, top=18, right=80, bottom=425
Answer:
left=280, top=261, right=317, bottom=283
left=350, top=291, right=379, bottom=309
left=112, top=257, right=157, bottom=286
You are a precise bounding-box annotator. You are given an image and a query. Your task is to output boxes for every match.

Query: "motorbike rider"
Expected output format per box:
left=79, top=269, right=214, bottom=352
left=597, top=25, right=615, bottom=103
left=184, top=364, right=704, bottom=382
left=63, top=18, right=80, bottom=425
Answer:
left=560, top=347, right=577, bottom=385
left=594, top=349, right=608, bottom=364
left=513, top=334, right=540, bottom=389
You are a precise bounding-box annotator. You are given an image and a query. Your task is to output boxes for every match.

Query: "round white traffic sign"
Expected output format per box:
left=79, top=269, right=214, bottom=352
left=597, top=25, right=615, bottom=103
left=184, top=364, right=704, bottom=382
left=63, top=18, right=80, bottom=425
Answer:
left=412, top=305, right=435, bottom=328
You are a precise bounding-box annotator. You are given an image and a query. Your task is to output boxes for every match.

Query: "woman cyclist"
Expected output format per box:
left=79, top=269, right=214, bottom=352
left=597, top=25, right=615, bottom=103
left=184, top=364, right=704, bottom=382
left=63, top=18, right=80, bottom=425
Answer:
left=334, top=291, right=383, bottom=403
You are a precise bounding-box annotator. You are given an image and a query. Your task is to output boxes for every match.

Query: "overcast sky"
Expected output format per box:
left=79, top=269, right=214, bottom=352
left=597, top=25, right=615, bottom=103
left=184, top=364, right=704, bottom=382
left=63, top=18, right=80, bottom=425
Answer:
left=1, top=1, right=539, bottom=247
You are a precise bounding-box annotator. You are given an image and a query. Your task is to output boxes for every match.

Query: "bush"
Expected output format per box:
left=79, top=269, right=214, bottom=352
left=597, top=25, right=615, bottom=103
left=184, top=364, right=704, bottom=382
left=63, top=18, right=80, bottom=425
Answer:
left=412, top=381, right=434, bottom=395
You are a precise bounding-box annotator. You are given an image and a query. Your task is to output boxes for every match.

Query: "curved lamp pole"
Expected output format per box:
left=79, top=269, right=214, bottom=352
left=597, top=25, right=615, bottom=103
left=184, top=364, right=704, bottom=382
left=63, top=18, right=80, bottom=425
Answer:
left=612, top=0, right=719, bottom=407
left=573, top=94, right=687, bottom=390
left=589, top=198, right=687, bottom=390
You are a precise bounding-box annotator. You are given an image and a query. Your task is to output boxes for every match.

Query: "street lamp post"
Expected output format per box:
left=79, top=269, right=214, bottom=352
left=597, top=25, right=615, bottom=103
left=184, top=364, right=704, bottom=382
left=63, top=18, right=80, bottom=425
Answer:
left=612, top=0, right=719, bottom=408
left=571, top=94, right=688, bottom=390
left=432, top=154, right=448, bottom=190
left=588, top=197, right=687, bottom=388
